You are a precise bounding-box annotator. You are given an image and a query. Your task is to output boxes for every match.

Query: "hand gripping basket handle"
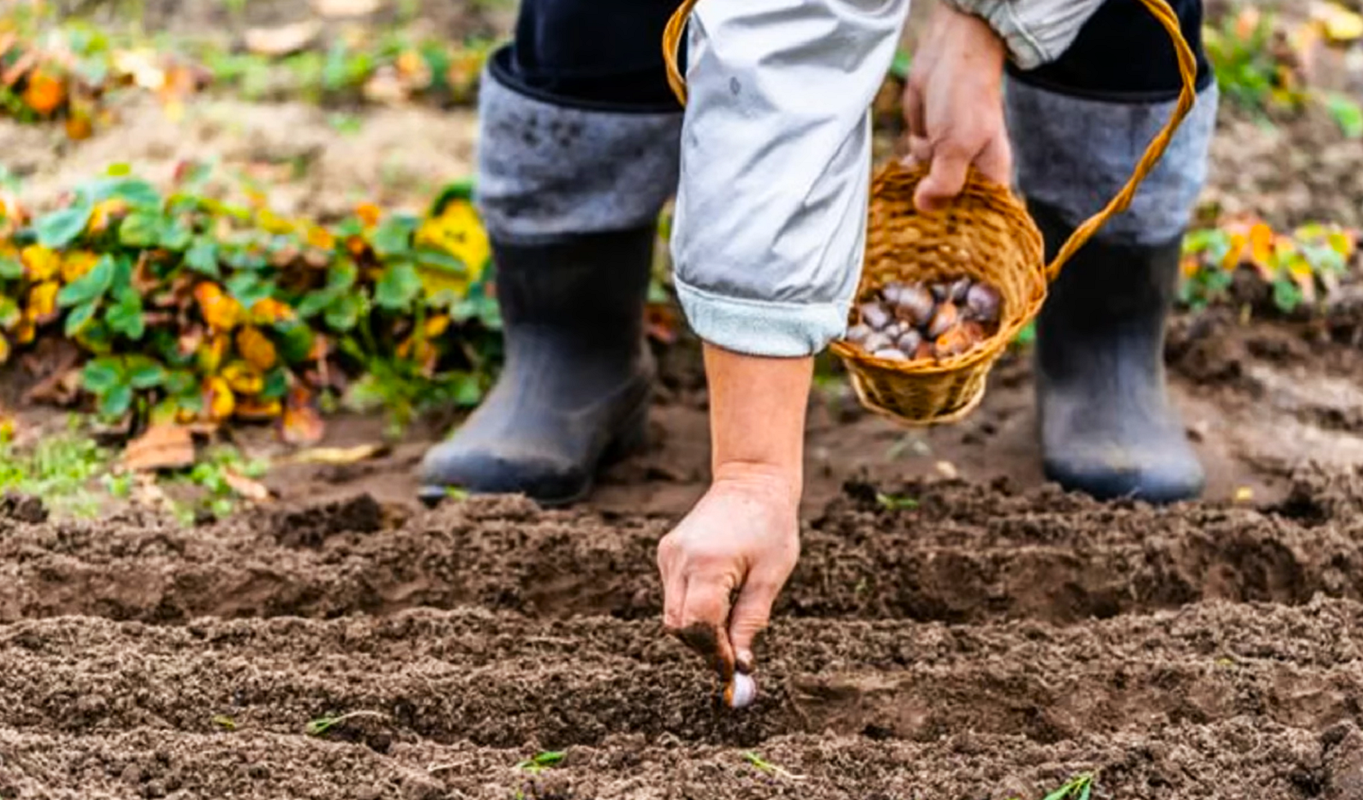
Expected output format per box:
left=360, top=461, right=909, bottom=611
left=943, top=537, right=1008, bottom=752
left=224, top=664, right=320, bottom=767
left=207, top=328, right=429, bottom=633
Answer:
left=661, top=0, right=1200, bottom=282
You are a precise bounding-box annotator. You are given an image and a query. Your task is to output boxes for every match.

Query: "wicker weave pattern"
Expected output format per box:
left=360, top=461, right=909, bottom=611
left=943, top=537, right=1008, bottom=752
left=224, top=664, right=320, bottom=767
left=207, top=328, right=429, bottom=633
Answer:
left=662, top=0, right=1196, bottom=425
left=827, top=161, right=1043, bottom=424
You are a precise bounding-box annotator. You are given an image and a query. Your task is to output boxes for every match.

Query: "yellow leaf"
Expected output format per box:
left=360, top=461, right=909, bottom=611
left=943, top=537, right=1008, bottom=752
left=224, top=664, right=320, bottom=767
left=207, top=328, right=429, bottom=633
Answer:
left=198, top=333, right=229, bottom=374
left=221, top=360, right=265, bottom=395
left=1180, top=254, right=1202, bottom=279
left=235, top=397, right=283, bottom=420
left=122, top=423, right=196, bottom=472
left=13, top=318, right=34, bottom=345
left=27, top=280, right=58, bottom=322
left=60, top=251, right=99, bottom=283
left=1248, top=223, right=1275, bottom=276
left=21, top=244, right=59, bottom=282
left=1316, top=2, right=1363, bottom=42
left=22, top=70, right=65, bottom=115
left=285, top=443, right=388, bottom=465
left=423, top=313, right=451, bottom=338
left=0, top=334, right=11, bottom=364
left=256, top=209, right=296, bottom=236
left=306, top=225, right=336, bottom=251
left=195, top=283, right=242, bottom=332
left=236, top=326, right=278, bottom=371
left=1221, top=230, right=1247, bottom=271
left=249, top=297, right=295, bottom=325
left=87, top=198, right=128, bottom=234
left=204, top=376, right=236, bottom=421
left=355, top=203, right=382, bottom=227
left=415, top=199, right=490, bottom=280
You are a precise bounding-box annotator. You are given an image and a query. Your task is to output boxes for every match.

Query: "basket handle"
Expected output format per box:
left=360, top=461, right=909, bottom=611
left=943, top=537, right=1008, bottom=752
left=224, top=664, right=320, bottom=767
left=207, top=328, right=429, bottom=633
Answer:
left=661, top=0, right=1200, bottom=283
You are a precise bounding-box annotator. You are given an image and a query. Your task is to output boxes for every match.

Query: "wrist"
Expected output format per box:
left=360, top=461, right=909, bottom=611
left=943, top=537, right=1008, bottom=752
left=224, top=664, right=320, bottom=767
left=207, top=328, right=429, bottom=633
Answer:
left=711, top=461, right=802, bottom=510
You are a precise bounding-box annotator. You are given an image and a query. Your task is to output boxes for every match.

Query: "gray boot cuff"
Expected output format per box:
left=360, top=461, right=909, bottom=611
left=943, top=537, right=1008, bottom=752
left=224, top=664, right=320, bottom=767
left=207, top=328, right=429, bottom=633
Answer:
left=475, top=68, right=683, bottom=243
left=1006, top=80, right=1219, bottom=244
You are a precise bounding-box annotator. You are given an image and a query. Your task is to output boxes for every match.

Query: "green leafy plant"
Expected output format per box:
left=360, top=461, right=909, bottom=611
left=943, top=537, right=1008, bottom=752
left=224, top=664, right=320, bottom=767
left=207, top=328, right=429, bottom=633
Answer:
left=1180, top=217, right=1357, bottom=314
left=1204, top=8, right=1305, bottom=114
left=2, top=164, right=500, bottom=439
left=0, top=424, right=112, bottom=516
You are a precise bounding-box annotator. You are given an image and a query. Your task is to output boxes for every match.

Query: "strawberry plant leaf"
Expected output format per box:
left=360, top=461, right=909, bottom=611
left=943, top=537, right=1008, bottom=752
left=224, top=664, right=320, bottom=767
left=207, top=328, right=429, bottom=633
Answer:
left=65, top=300, right=98, bottom=337
left=375, top=261, right=420, bottom=310
left=36, top=201, right=93, bottom=248
left=325, top=293, right=362, bottom=331
left=0, top=255, right=23, bottom=280
left=296, top=289, right=338, bottom=319
left=118, top=211, right=162, bottom=247
left=158, top=219, right=192, bottom=251
left=99, top=382, right=134, bottom=418
left=106, top=287, right=146, bottom=340
left=185, top=238, right=221, bottom=277
left=126, top=355, right=166, bottom=389
left=56, top=254, right=114, bottom=307
left=261, top=367, right=289, bottom=400
left=372, top=216, right=416, bottom=259
left=92, top=177, right=161, bottom=208
left=82, top=357, right=124, bottom=394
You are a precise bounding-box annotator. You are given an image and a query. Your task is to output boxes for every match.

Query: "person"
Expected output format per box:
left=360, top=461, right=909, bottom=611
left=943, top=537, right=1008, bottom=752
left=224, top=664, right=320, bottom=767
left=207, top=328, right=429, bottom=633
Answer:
left=420, top=0, right=1218, bottom=684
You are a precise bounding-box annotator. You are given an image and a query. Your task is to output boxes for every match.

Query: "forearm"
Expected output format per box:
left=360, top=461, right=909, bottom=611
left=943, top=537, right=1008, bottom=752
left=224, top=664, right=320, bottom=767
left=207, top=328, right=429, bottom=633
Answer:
left=670, top=0, right=911, bottom=358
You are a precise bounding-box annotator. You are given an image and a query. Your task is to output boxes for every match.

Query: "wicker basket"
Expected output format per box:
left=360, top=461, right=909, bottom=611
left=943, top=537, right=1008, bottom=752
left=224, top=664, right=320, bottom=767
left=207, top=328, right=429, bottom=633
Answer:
left=663, top=0, right=1199, bottom=425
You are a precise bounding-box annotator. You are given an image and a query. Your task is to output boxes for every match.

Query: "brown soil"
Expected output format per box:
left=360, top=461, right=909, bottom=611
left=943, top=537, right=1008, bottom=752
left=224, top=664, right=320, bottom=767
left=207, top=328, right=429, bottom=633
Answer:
left=4, top=471, right=1363, bottom=798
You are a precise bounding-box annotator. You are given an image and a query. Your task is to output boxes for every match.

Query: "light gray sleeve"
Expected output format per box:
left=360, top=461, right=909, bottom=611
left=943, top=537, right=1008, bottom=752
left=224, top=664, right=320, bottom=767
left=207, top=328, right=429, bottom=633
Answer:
left=941, top=0, right=1106, bottom=70
left=670, top=0, right=911, bottom=358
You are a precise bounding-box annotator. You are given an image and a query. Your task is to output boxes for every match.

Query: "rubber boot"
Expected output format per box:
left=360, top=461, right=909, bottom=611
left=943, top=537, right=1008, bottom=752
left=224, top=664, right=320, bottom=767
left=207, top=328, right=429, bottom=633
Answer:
left=1031, top=201, right=1204, bottom=503
left=418, top=227, right=655, bottom=506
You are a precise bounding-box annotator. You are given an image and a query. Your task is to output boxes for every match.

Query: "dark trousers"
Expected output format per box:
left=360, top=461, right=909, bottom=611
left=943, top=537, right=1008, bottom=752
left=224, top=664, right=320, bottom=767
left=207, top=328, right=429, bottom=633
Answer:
left=491, top=0, right=1213, bottom=112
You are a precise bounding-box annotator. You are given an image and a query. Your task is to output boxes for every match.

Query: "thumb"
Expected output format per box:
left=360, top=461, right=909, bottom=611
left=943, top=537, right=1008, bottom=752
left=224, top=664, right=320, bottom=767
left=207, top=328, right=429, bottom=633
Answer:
left=914, top=144, right=971, bottom=213
left=727, top=579, right=780, bottom=673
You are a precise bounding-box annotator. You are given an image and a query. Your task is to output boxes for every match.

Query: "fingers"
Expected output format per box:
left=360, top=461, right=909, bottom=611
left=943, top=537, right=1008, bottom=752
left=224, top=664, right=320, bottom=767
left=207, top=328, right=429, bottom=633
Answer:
left=675, top=575, right=738, bottom=679
left=727, top=575, right=781, bottom=674
left=657, top=536, right=687, bottom=632
left=914, top=142, right=971, bottom=213
left=974, top=132, right=1014, bottom=188
left=902, top=81, right=925, bottom=139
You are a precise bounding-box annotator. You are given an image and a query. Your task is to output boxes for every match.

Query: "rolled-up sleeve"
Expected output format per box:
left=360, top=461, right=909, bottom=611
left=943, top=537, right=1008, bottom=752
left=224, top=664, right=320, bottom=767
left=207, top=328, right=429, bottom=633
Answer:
left=941, top=0, right=1105, bottom=70
left=670, top=0, right=909, bottom=358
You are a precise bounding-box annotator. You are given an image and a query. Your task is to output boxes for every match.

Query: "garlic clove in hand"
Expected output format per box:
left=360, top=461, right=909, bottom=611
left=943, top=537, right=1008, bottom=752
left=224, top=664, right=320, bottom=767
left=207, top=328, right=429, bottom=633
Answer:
left=725, top=672, right=758, bottom=709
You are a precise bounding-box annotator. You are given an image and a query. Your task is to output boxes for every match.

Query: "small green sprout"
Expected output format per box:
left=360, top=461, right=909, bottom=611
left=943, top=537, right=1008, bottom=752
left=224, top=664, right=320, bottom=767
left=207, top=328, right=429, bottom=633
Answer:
left=1011, top=773, right=1094, bottom=800
left=741, top=751, right=805, bottom=781
left=514, top=751, right=566, bottom=775
left=875, top=492, right=919, bottom=511
left=211, top=715, right=237, bottom=731
left=304, top=710, right=386, bottom=737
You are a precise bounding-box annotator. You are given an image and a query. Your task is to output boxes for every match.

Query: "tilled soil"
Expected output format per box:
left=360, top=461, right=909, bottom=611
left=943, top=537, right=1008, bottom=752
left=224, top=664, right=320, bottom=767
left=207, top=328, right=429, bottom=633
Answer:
left=4, top=470, right=1363, bottom=798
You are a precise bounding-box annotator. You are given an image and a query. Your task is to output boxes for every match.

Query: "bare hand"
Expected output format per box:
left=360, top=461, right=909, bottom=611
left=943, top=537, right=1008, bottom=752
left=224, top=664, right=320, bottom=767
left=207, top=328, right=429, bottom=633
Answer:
left=903, top=4, right=1012, bottom=212
left=657, top=467, right=800, bottom=685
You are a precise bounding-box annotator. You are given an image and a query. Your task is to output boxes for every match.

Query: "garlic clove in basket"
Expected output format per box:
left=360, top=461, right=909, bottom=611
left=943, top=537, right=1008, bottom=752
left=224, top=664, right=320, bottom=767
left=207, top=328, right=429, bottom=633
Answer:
left=949, top=277, right=972, bottom=303
left=845, top=323, right=873, bottom=344
left=965, top=282, right=1002, bottom=325
left=896, top=328, right=923, bottom=355
left=933, top=324, right=974, bottom=359
left=859, top=302, right=892, bottom=331
left=927, top=301, right=960, bottom=339
left=872, top=347, right=908, bottom=361
left=894, top=284, right=936, bottom=327
left=861, top=331, right=893, bottom=353
left=881, top=281, right=906, bottom=306
left=961, top=320, right=987, bottom=345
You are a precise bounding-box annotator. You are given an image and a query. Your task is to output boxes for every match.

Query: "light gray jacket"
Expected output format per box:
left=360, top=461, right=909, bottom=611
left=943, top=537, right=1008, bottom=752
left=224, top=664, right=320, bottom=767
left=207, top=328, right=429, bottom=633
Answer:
left=671, top=0, right=1106, bottom=357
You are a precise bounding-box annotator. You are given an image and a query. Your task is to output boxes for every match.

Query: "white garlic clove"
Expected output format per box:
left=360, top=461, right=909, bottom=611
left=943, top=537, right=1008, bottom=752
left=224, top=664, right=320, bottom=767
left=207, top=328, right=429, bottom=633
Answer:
left=859, top=302, right=892, bottom=331
left=872, top=348, right=908, bottom=361
left=726, top=672, right=758, bottom=709
left=861, top=332, right=893, bottom=353
left=844, top=323, right=873, bottom=344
